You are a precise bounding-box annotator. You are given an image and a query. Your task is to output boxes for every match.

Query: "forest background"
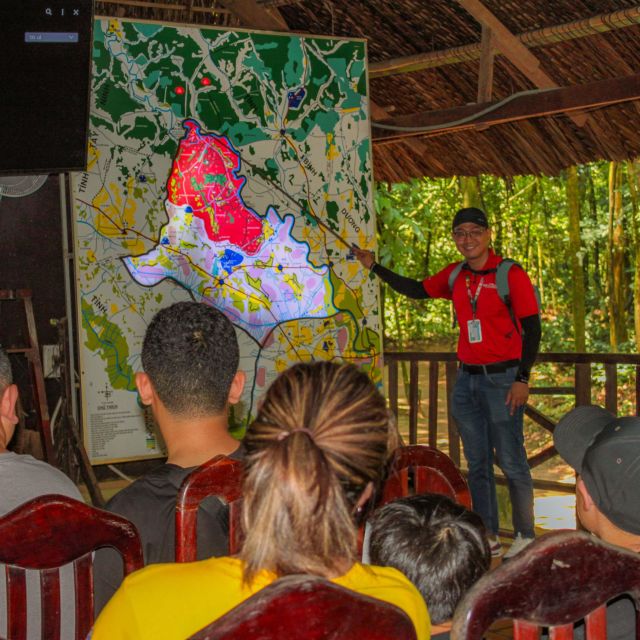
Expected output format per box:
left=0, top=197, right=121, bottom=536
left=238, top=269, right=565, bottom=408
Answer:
left=373, top=160, right=640, bottom=526
left=375, top=160, right=639, bottom=355
left=374, top=160, right=640, bottom=431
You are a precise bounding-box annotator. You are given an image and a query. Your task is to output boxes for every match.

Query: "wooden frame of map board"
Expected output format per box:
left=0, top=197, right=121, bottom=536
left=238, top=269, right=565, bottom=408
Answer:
left=71, top=17, right=381, bottom=464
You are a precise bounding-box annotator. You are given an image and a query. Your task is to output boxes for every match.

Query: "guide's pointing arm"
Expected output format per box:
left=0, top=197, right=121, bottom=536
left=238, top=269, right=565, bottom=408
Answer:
left=351, top=245, right=429, bottom=300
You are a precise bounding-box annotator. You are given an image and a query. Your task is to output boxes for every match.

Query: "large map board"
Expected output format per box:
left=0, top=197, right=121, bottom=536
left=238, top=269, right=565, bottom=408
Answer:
left=72, top=19, right=381, bottom=464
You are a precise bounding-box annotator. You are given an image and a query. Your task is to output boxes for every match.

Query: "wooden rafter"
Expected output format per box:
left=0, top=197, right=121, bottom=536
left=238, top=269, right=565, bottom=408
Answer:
left=457, top=0, right=556, bottom=90
left=98, top=0, right=231, bottom=12
left=372, top=73, right=640, bottom=144
left=457, top=0, right=586, bottom=127
left=217, top=0, right=288, bottom=30
left=370, top=5, right=640, bottom=79
left=477, top=24, right=495, bottom=103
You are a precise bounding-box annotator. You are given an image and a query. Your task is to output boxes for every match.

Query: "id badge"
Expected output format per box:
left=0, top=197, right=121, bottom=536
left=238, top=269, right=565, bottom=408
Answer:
left=467, top=319, right=483, bottom=343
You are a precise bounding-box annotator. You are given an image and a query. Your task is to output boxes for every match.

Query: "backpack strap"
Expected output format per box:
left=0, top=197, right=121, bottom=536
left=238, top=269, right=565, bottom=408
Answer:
left=447, top=261, right=465, bottom=294
left=496, top=258, right=519, bottom=331
left=448, top=262, right=466, bottom=328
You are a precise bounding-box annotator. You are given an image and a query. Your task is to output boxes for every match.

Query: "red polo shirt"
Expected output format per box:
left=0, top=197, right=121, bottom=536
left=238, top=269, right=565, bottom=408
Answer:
left=422, top=250, right=539, bottom=365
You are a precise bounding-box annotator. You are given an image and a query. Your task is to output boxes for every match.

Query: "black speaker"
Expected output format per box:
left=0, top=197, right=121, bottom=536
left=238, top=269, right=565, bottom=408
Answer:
left=0, top=0, right=94, bottom=175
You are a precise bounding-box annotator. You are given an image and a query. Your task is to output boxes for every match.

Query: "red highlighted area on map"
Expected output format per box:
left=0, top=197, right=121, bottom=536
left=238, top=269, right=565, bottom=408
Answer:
left=167, top=119, right=264, bottom=254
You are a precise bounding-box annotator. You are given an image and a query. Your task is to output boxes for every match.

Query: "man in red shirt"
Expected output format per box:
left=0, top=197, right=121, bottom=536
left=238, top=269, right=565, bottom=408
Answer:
left=353, top=207, right=541, bottom=559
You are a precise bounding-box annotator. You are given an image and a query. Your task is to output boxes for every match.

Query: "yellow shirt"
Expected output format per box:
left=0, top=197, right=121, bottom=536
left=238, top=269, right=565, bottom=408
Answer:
left=92, top=556, right=430, bottom=639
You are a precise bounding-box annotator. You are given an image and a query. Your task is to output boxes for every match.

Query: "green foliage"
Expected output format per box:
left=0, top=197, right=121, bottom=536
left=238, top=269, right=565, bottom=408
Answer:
left=375, top=160, right=639, bottom=353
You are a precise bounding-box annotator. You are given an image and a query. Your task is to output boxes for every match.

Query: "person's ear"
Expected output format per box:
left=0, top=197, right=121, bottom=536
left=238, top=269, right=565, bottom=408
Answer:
left=135, top=372, right=155, bottom=406
left=353, top=481, right=375, bottom=525
left=0, top=384, right=19, bottom=427
left=576, top=477, right=595, bottom=510
left=355, top=481, right=374, bottom=510
left=228, top=371, right=246, bottom=405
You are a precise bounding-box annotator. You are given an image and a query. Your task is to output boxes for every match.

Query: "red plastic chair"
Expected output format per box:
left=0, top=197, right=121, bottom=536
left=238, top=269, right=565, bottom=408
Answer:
left=187, top=574, right=418, bottom=639
left=451, top=530, right=640, bottom=640
left=382, top=445, right=472, bottom=509
left=175, top=455, right=243, bottom=562
left=0, top=493, right=143, bottom=640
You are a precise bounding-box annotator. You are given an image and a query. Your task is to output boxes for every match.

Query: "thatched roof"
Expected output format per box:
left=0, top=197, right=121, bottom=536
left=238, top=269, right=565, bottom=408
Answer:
left=95, top=0, right=640, bottom=180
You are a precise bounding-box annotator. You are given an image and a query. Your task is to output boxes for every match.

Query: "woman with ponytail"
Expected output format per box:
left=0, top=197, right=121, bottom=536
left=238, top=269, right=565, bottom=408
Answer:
left=92, top=362, right=430, bottom=639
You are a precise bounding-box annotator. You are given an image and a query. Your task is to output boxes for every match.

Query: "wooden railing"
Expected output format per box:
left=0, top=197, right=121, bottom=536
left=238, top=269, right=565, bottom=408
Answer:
left=384, top=352, right=640, bottom=494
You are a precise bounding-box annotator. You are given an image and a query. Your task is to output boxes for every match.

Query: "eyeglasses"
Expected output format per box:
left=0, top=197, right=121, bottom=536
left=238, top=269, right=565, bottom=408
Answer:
left=453, top=228, right=486, bottom=240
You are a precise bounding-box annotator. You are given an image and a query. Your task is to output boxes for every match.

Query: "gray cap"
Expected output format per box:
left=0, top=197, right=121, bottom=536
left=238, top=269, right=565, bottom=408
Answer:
left=554, top=405, right=640, bottom=535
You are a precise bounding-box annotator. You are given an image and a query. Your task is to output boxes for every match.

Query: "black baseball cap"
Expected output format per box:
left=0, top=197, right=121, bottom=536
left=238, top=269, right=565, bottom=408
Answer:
left=452, top=207, right=489, bottom=231
left=554, top=405, right=640, bottom=535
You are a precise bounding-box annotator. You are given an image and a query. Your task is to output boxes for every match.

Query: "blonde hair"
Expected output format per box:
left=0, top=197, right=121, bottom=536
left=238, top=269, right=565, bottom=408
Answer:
left=240, top=361, right=391, bottom=582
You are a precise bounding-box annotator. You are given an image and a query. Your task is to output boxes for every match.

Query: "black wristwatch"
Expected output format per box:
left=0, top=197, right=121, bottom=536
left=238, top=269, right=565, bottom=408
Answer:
left=515, top=371, right=530, bottom=384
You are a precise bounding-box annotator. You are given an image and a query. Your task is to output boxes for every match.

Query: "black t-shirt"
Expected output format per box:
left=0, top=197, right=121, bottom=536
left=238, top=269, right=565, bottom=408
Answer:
left=93, top=444, right=245, bottom=614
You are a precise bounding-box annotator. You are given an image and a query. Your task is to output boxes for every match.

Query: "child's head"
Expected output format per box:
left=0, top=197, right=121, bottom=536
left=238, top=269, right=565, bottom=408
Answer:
left=369, top=493, right=491, bottom=624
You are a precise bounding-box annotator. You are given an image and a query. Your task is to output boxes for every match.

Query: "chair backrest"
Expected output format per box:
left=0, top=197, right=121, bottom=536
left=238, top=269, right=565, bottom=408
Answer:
left=382, top=445, right=472, bottom=509
left=0, top=493, right=143, bottom=640
left=187, top=574, right=418, bottom=640
left=175, top=455, right=243, bottom=562
left=451, top=530, right=640, bottom=640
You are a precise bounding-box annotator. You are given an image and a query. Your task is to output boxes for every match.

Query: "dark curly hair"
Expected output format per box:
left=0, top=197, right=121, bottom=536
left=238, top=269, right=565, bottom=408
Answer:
left=141, top=301, right=238, bottom=416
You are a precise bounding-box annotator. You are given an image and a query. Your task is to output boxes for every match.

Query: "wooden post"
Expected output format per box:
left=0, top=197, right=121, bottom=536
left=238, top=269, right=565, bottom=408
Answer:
left=409, top=361, right=419, bottom=445
left=604, top=363, right=618, bottom=414
left=428, top=361, right=439, bottom=448
left=575, top=362, right=592, bottom=406
left=477, top=24, right=495, bottom=103
left=388, top=359, right=399, bottom=418
left=446, top=361, right=461, bottom=465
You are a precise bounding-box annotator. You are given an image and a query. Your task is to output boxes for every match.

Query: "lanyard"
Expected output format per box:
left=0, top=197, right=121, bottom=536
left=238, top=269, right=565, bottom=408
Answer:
left=465, top=275, right=484, bottom=318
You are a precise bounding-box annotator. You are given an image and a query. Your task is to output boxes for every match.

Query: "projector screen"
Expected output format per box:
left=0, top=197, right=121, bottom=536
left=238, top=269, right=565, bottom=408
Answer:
left=0, top=0, right=93, bottom=174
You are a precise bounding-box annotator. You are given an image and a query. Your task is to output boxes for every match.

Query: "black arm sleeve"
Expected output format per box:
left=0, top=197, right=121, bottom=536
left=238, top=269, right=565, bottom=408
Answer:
left=519, top=314, right=541, bottom=377
left=371, top=263, right=430, bottom=300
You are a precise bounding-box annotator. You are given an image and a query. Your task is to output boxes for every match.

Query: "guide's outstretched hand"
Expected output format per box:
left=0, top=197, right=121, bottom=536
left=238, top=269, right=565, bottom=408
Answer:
left=352, top=245, right=376, bottom=270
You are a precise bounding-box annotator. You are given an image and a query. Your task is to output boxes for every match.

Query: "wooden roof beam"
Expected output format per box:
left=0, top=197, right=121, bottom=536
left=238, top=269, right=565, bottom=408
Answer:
left=98, top=0, right=231, bottom=12
left=217, top=0, right=288, bottom=30
left=457, top=0, right=586, bottom=127
left=370, top=5, right=640, bottom=79
left=477, top=24, right=495, bottom=102
left=372, top=73, right=640, bottom=145
left=457, top=0, right=556, bottom=90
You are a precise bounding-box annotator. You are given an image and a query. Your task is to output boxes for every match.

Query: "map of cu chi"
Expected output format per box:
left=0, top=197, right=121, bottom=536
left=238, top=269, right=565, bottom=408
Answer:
left=73, top=19, right=381, bottom=463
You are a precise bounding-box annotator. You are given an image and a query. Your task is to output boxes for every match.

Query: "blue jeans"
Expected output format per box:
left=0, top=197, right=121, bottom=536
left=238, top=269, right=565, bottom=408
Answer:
left=451, top=366, right=535, bottom=537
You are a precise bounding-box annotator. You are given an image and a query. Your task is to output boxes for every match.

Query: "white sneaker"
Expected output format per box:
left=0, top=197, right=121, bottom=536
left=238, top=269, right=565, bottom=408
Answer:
left=488, top=535, right=502, bottom=557
left=503, top=534, right=534, bottom=560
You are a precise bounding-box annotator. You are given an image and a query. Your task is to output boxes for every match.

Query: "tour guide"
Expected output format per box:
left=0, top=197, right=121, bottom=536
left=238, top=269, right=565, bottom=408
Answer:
left=353, top=207, right=541, bottom=559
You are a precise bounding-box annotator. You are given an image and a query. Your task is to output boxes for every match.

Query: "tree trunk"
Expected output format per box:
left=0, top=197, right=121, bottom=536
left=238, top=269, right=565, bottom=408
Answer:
left=585, top=166, right=601, bottom=300
left=567, top=166, right=586, bottom=351
left=459, top=176, right=482, bottom=209
left=626, top=159, right=640, bottom=352
left=608, top=162, right=628, bottom=349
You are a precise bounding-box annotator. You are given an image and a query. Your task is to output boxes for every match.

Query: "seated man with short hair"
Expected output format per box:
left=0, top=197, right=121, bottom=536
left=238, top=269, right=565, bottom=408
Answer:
left=94, top=301, right=245, bottom=612
left=0, top=346, right=83, bottom=638
left=369, top=493, right=491, bottom=639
